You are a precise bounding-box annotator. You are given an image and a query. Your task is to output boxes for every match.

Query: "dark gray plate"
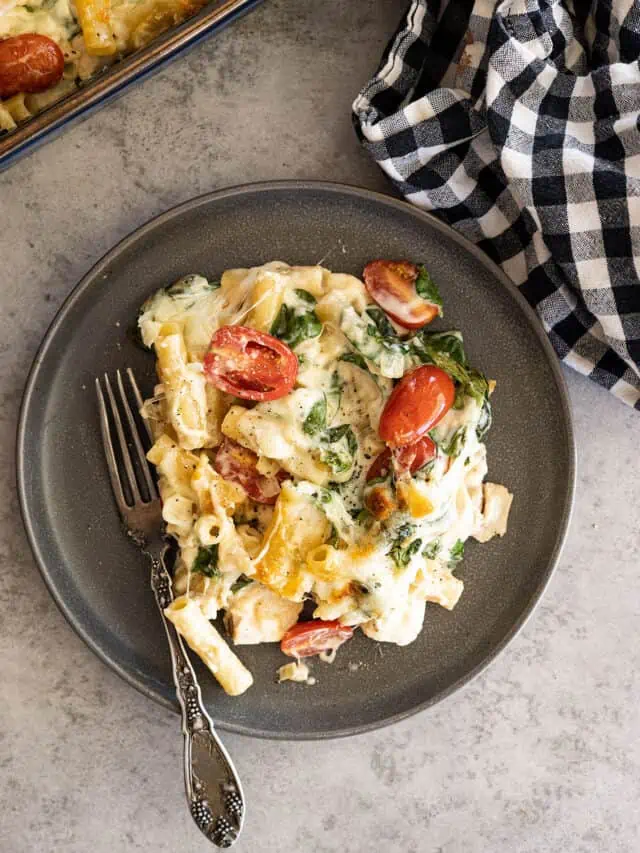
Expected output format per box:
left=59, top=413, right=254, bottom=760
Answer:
left=17, top=182, right=575, bottom=739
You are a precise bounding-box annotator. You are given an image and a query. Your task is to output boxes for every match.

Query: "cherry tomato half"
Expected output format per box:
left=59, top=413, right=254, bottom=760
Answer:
left=363, top=260, right=441, bottom=330
left=378, top=365, right=455, bottom=447
left=214, top=437, right=288, bottom=505
left=204, top=326, right=298, bottom=401
left=366, top=435, right=437, bottom=481
left=0, top=35, right=64, bottom=99
left=280, top=620, right=354, bottom=658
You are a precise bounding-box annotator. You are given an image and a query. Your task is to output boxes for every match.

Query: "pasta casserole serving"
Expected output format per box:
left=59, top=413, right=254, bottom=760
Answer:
left=0, top=0, right=207, bottom=131
left=137, top=259, right=513, bottom=696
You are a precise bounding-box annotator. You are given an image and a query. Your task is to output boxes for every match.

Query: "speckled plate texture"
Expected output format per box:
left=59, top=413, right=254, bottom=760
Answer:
left=17, top=181, right=575, bottom=739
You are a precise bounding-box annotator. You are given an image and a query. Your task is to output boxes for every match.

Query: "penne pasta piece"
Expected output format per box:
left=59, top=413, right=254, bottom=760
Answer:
left=75, top=0, right=117, bottom=55
left=165, top=597, right=253, bottom=696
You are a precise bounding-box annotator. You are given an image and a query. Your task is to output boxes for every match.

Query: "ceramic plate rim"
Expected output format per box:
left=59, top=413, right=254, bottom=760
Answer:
left=16, top=180, right=576, bottom=739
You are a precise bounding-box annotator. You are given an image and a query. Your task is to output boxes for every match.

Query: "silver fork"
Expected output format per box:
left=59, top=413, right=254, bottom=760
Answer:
left=96, top=368, right=245, bottom=849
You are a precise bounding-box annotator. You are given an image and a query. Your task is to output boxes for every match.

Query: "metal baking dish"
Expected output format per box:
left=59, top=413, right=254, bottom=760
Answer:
left=0, top=0, right=264, bottom=172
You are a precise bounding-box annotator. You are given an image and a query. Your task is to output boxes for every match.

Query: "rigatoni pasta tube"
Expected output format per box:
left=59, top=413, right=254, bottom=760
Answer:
left=155, top=331, right=211, bottom=449
left=165, top=596, right=253, bottom=696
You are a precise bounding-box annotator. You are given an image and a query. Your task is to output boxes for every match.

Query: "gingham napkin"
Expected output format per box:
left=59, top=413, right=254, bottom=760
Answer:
left=353, top=0, right=640, bottom=409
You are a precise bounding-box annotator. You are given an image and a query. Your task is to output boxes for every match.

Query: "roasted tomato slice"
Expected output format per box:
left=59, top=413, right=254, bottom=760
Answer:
left=366, top=435, right=437, bottom=481
left=378, top=365, right=455, bottom=447
left=0, top=35, right=64, bottom=99
left=204, top=326, right=298, bottom=401
left=363, top=260, right=441, bottom=330
left=214, top=437, right=287, bottom=505
left=280, top=620, right=354, bottom=658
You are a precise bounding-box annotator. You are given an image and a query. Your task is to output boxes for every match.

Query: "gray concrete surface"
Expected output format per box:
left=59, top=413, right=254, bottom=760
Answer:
left=2, top=1, right=639, bottom=851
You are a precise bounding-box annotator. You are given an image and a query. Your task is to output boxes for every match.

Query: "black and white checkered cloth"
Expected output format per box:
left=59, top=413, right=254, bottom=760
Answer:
left=353, top=0, right=640, bottom=409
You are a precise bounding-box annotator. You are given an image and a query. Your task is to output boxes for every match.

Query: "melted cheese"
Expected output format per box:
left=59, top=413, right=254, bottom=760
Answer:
left=222, top=390, right=333, bottom=485
left=140, top=261, right=513, bottom=692
left=0, top=0, right=78, bottom=44
left=224, top=583, right=302, bottom=644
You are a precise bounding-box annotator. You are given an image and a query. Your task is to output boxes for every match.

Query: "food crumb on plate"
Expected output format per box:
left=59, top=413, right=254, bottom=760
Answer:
left=278, top=660, right=315, bottom=684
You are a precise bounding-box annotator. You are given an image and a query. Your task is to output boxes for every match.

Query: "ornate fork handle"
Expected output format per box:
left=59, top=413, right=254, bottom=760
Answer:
left=150, top=551, right=244, bottom=849
left=95, top=371, right=243, bottom=848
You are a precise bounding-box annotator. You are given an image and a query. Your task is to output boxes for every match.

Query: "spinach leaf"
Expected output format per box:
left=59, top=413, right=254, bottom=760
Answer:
left=441, top=427, right=467, bottom=458
left=448, top=540, right=465, bottom=566
left=303, top=396, right=327, bottom=436
left=394, top=522, right=415, bottom=539
left=340, top=306, right=408, bottom=378
left=423, top=539, right=441, bottom=560
left=339, top=351, right=369, bottom=371
left=388, top=524, right=421, bottom=569
left=463, top=368, right=490, bottom=406
left=366, top=306, right=397, bottom=339
left=399, top=538, right=422, bottom=567
left=365, top=308, right=412, bottom=376
left=322, top=447, right=355, bottom=474
left=270, top=303, right=322, bottom=349
left=476, top=396, right=492, bottom=440
left=270, top=303, right=290, bottom=339
left=430, top=426, right=466, bottom=458
left=420, top=348, right=488, bottom=406
left=290, top=310, right=322, bottom=348
left=325, top=424, right=358, bottom=454
left=294, top=288, right=317, bottom=305
left=231, top=575, right=253, bottom=593
left=415, top=347, right=461, bottom=375
left=413, top=329, right=466, bottom=365
left=453, top=383, right=467, bottom=410
left=321, top=425, right=358, bottom=474
left=415, top=266, right=443, bottom=313
left=192, top=545, right=219, bottom=577
left=410, top=329, right=489, bottom=406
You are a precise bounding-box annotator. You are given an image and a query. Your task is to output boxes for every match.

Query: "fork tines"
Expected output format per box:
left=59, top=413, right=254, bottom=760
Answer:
left=96, top=369, right=158, bottom=513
